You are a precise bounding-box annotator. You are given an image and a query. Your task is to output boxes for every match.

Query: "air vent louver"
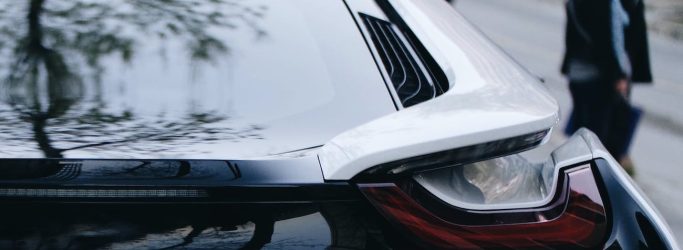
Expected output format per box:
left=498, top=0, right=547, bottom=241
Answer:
left=361, top=14, right=449, bottom=107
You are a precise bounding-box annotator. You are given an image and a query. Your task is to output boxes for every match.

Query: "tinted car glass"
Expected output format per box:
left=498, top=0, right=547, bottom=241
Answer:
left=0, top=0, right=395, bottom=159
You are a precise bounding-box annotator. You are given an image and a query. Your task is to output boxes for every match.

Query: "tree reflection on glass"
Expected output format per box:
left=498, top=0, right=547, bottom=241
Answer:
left=0, top=0, right=268, bottom=158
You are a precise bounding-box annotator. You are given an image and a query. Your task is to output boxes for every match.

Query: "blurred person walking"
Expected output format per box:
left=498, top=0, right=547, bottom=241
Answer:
left=562, top=0, right=652, bottom=175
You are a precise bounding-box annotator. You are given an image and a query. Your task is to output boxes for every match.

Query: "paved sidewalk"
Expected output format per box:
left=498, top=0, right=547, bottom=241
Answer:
left=646, top=0, right=683, bottom=39
left=534, top=0, right=683, bottom=39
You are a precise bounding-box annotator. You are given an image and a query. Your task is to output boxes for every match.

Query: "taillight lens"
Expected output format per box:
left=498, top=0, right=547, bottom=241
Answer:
left=413, top=153, right=553, bottom=210
left=358, top=162, right=608, bottom=249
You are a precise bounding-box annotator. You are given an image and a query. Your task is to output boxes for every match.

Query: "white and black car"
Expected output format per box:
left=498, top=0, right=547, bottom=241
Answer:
left=0, top=0, right=678, bottom=249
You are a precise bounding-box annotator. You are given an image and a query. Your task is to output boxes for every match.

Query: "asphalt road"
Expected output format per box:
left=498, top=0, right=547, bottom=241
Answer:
left=453, top=0, right=683, bottom=243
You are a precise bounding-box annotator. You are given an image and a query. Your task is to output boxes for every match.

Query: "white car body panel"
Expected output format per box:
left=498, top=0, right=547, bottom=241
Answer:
left=319, top=0, right=559, bottom=180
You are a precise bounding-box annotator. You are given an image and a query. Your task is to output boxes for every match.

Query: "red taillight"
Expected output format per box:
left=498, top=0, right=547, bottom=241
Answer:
left=358, top=165, right=608, bottom=249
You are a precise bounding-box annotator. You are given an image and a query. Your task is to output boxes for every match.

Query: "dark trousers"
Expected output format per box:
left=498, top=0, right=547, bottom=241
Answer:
left=568, top=80, right=629, bottom=158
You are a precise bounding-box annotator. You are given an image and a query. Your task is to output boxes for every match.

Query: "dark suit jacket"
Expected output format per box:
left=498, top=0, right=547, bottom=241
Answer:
left=623, top=0, right=652, bottom=83
left=562, top=0, right=652, bottom=84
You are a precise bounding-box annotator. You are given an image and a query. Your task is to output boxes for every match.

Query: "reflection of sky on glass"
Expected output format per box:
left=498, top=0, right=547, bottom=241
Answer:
left=267, top=213, right=331, bottom=249
left=0, top=0, right=395, bottom=159
left=98, top=0, right=335, bottom=121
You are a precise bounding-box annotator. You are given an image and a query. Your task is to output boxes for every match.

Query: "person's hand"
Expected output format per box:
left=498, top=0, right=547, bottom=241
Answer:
left=615, top=78, right=629, bottom=97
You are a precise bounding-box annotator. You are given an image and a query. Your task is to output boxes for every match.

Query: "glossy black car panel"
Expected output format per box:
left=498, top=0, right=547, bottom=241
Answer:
left=0, top=203, right=375, bottom=249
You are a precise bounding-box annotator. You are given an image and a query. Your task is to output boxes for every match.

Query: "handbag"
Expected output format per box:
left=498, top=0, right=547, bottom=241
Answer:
left=607, top=95, right=642, bottom=157
left=565, top=95, right=642, bottom=157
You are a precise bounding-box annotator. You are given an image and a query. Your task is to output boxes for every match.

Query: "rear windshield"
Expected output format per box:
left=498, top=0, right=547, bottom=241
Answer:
left=0, top=0, right=395, bottom=158
left=0, top=0, right=334, bottom=119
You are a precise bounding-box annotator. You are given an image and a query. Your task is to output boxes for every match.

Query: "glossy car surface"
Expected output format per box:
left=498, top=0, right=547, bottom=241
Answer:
left=0, top=0, right=678, bottom=249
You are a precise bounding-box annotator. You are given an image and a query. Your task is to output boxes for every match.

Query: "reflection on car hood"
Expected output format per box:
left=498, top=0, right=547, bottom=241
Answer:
left=0, top=0, right=395, bottom=159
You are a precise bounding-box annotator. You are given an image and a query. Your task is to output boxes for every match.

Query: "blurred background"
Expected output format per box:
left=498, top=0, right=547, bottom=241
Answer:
left=451, top=0, right=683, bottom=243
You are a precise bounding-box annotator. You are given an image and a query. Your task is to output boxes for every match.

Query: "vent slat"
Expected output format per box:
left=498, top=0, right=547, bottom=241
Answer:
left=361, top=14, right=448, bottom=107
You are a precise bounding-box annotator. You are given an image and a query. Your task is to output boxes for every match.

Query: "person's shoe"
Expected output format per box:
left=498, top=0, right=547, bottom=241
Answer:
left=619, top=156, right=636, bottom=176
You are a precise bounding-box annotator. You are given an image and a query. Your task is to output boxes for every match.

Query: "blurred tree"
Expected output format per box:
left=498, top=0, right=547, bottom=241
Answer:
left=0, top=0, right=268, bottom=158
